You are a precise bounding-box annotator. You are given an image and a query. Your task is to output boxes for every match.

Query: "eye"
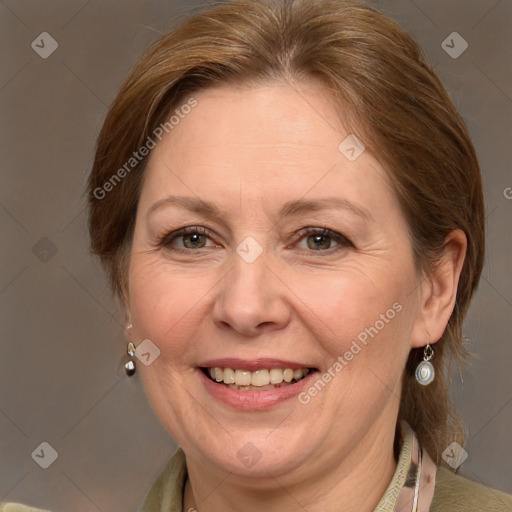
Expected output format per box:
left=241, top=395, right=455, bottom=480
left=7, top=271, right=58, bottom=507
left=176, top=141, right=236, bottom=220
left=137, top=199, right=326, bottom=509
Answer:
left=159, top=226, right=218, bottom=250
left=295, top=227, right=352, bottom=252
left=158, top=225, right=352, bottom=253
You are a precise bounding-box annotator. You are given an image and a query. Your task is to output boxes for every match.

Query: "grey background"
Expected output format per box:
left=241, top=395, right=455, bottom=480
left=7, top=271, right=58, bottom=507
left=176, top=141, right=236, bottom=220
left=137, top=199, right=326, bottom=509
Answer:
left=1, top=0, right=511, bottom=510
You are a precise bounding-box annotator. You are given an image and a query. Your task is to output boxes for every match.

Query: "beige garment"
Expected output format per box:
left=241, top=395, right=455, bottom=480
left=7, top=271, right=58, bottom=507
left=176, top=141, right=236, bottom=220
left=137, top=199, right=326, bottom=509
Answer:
left=0, top=505, right=50, bottom=512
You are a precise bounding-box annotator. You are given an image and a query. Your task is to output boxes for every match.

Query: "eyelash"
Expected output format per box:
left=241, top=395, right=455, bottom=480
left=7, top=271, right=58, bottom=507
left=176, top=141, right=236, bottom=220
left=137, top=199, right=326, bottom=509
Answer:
left=158, top=225, right=353, bottom=254
left=295, top=226, right=352, bottom=247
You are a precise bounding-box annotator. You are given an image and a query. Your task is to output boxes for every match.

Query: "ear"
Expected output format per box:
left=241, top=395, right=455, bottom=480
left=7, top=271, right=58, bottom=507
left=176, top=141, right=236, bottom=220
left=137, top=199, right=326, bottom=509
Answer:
left=410, top=229, right=467, bottom=348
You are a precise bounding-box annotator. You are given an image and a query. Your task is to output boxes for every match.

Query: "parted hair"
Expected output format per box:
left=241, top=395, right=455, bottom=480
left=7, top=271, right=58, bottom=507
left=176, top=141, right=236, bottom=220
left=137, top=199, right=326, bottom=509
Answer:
left=87, top=0, right=485, bottom=463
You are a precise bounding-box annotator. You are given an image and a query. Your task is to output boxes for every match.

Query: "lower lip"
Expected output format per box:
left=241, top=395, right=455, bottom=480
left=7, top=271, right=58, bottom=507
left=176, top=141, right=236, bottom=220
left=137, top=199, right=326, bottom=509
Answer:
left=197, top=368, right=317, bottom=411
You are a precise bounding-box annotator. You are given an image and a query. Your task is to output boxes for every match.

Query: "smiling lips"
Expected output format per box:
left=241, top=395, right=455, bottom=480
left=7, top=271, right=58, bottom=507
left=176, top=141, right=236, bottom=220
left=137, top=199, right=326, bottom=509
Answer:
left=199, top=358, right=316, bottom=391
left=198, top=359, right=318, bottom=409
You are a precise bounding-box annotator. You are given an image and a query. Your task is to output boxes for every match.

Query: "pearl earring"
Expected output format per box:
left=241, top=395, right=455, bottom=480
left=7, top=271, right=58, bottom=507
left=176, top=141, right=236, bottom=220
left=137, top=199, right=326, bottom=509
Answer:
left=415, top=343, right=435, bottom=385
left=124, top=323, right=136, bottom=377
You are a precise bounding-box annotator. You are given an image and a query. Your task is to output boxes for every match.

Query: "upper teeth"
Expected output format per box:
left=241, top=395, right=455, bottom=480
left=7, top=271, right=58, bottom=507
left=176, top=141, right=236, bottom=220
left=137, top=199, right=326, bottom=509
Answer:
left=208, top=367, right=309, bottom=387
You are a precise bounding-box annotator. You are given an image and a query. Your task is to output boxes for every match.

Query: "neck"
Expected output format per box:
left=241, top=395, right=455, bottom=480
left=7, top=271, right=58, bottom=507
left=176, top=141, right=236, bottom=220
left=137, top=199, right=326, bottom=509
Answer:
left=183, top=419, right=398, bottom=512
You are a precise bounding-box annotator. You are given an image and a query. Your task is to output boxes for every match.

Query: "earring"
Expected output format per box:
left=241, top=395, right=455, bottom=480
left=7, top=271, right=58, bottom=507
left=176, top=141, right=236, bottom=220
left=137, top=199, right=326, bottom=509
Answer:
left=124, top=323, right=136, bottom=376
left=415, top=343, right=435, bottom=385
left=125, top=342, right=136, bottom=376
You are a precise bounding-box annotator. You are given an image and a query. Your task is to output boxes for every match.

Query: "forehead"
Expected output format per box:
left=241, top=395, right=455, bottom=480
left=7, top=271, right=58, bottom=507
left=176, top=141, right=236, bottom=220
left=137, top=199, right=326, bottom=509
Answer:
left=155, top=80, right=348, bottom=163
left=139, top=82, right=396, bottom=217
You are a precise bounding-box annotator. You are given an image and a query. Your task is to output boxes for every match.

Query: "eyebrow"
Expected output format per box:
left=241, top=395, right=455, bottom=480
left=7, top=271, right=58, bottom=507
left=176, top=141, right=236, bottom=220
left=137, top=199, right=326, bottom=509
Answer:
left=147, top=196, right=228, bottom=220
left=146, top=195, right=373, bottom=222
left=279, top=197, right=373, bottom=222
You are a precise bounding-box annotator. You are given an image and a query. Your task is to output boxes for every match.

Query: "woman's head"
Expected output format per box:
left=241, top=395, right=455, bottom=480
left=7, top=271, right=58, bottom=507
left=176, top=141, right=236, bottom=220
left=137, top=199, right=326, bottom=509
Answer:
left=87, top=0, right=484, bottom=469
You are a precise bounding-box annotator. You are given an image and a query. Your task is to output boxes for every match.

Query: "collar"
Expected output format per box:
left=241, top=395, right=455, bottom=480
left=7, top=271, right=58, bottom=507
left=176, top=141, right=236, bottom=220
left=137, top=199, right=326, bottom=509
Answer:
left=374, top=421, right=437, bottom=511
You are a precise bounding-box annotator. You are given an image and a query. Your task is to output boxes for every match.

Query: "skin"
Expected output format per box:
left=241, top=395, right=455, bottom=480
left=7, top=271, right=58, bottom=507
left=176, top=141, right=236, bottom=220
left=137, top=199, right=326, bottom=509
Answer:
left=126, top=80, right=467, bottom=512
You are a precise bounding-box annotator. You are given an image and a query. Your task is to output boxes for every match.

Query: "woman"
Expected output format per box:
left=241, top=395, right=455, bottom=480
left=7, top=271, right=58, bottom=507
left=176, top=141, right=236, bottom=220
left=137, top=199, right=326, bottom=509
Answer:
left=4, top=0, right=511, bottom=511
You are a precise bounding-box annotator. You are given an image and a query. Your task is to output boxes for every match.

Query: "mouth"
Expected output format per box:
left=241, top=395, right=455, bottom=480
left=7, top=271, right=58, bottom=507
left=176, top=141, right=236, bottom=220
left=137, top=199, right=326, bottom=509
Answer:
left=197, top=358, right=320, bottom=410
left=200, top=366, right=315, bottom=391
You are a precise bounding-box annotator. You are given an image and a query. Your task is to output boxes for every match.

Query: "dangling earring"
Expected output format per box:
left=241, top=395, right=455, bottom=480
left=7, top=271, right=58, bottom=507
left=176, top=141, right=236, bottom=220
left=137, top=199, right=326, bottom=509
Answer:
left=125, top=342, right=136, bottom=376
left=124, top=323, right=136, bottom=376
left=415, top=343, right=435, bottom=385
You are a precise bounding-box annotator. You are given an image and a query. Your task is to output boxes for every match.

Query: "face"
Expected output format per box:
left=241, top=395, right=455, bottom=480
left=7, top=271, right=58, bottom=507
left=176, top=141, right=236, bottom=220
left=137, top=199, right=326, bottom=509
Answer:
left=127, top=81, right=425, bottom=480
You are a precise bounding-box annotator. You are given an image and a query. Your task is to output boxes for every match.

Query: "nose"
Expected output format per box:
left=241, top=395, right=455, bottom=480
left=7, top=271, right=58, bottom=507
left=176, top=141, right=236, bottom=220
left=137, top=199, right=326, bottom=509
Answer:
left=212, top=249, right=292, bottom=337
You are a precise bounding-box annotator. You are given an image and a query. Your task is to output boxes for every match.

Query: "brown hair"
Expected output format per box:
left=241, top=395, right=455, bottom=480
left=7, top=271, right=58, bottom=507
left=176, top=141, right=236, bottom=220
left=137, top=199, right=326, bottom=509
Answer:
left=87, top=0, right=484, bottom=463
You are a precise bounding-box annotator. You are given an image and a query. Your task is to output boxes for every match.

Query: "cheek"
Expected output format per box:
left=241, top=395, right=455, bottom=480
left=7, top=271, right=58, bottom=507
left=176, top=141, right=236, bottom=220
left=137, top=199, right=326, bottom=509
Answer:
left=300, top=274, right=414, bottom=416
left=127, top=258, right=210, bottom=358
left=290, top=266, right=415, bottom=369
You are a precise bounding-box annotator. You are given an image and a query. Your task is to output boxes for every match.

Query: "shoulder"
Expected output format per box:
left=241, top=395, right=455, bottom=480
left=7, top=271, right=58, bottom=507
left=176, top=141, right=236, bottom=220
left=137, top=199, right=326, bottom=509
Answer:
left=140, top=447, right=188, bottom=511
left=431, top=467, right=512, bottom=511
left=0, top=505, right=50, bottom=512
